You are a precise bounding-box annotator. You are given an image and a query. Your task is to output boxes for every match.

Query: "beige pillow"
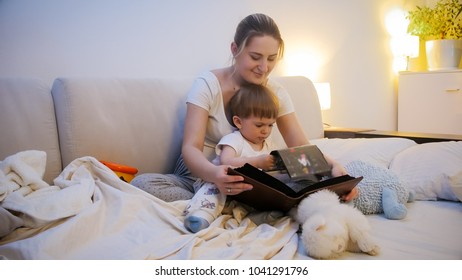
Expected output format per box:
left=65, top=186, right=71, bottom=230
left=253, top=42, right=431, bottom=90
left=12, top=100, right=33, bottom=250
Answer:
left=390, top=141, right=462, bottom=201
left=311, top=138, right=417, bottom=168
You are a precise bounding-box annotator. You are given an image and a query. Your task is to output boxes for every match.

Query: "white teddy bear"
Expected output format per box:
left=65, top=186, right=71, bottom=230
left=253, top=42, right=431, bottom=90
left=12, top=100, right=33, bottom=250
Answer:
left=293, top=189, right=380, bottom=259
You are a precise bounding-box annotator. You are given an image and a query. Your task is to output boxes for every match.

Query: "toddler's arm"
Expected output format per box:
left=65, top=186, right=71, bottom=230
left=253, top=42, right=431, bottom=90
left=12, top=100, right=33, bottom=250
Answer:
left=219, top=145, right=274, bottom=171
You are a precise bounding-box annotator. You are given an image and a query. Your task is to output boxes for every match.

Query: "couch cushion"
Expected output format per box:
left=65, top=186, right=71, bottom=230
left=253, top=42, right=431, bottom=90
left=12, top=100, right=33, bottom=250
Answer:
left=51, top=77, right=194, bottom=175
left=0, top=78, right=62, bottom=183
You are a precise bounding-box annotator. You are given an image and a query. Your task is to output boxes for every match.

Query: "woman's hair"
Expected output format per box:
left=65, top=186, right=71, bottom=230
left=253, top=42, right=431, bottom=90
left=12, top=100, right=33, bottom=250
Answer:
left=233, top=13, right=284, bottom=59
left=229, top=84, right=279, bottom=125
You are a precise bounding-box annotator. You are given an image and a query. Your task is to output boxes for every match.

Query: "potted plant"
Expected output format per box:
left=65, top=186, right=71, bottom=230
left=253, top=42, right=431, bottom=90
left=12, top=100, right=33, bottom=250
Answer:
left=406, top=0, right=462, bottom=70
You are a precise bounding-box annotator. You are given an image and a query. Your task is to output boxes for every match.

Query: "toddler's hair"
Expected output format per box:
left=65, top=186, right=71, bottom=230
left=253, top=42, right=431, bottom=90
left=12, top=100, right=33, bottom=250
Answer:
left=229, top=84, right=279, bottom=124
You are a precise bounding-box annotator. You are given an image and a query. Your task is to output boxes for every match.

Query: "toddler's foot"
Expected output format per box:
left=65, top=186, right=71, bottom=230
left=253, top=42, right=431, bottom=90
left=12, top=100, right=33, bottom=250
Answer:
left=184, top=216, right=210, bottom=233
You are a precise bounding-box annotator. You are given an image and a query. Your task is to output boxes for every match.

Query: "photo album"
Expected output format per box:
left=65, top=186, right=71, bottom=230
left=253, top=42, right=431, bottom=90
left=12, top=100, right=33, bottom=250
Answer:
left=228, top=144, right=362, bottom=211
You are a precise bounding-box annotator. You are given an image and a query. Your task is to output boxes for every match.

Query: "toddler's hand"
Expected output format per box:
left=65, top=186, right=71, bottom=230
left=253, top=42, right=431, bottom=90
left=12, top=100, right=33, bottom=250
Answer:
left=257, top=154, right=275, bottom=171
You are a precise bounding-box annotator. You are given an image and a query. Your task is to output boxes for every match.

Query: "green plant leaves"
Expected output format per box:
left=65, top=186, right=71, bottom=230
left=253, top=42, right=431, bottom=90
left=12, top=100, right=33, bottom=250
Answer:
left=407, top=0, right=462, bottom=40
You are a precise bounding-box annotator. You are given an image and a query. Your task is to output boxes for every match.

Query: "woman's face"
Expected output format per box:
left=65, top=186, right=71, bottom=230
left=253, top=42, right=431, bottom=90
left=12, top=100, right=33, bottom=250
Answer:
left=233, top=35, right=280, bottom=85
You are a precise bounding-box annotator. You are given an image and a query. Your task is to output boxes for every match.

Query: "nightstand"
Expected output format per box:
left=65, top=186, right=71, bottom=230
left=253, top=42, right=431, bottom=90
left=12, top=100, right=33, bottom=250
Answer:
left=324, top=127, right=462, bottom=144
left=398, top=70, right=462, bottom=135
left=323, top=127, right=375, bottom=139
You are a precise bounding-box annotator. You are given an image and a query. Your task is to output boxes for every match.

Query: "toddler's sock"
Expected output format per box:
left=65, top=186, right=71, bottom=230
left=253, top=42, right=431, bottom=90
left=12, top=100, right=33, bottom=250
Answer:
left=184, top=216, right=210, bottom=233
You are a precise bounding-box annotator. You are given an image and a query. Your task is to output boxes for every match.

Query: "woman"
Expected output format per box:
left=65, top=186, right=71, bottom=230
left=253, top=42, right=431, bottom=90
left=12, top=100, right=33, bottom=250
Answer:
left=132, top=13, right=358, bottom=202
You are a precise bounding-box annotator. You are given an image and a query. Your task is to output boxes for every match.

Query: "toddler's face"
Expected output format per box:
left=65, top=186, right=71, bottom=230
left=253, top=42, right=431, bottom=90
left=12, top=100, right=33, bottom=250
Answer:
left=238, top=116, right=276, bottom=145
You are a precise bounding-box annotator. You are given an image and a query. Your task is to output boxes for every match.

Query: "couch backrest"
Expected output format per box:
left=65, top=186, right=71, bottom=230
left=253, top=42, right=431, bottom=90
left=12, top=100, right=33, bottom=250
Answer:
left=51, top=76, right=323, bottom=175
left=0, top=78, right=62, bottom=183
left=1, top=75, right=322, bottom=180
left=51, top=77, right=194, bottom=176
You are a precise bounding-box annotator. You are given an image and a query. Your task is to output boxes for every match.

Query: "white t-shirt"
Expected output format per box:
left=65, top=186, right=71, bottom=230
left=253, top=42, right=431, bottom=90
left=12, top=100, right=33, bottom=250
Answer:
left=186, top=71, right=294, bottom=159
left=212, top=130, right=276, bottom=165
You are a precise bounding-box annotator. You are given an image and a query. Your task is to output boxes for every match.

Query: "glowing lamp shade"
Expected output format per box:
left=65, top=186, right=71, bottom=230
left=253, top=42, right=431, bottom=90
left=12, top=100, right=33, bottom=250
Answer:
left=390, top=35, right=419, bottom=57
left=391, top=35, right=420, bottom=71
left=313, top=82, right=331, bottom=110
left=402, top=35, right=419, bottom=58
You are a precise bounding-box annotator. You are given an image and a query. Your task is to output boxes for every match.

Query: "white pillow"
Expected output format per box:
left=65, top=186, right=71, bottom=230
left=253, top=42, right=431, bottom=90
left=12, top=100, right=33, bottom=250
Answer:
left=389, top=141, right=462, bottom=202
left=311, top=138, right=417, bottom=168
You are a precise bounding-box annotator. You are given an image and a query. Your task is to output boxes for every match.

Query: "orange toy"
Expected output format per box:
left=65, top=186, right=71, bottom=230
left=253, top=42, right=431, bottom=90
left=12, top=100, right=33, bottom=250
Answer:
left=100, top=160, right=138, bottom=183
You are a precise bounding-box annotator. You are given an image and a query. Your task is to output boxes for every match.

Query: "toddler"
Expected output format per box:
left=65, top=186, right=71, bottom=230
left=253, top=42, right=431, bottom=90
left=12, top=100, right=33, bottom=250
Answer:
left=184, top=83, right=279, bottom=232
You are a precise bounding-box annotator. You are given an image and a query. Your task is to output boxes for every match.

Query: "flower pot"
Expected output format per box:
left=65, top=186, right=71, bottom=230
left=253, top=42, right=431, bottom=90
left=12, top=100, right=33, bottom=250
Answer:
left=425, top=39, right=462, bottom=71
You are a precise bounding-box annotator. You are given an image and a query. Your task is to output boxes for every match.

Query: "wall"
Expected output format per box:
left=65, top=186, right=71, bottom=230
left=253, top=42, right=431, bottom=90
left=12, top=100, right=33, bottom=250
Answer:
left=0, top=0, right=411, bottom=130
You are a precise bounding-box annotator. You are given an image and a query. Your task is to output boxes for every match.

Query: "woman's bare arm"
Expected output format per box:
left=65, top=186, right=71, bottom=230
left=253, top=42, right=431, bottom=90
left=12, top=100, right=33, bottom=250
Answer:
left=182, top=103, right=253, bottom=194
left=276, top=112, right=309, bottom=147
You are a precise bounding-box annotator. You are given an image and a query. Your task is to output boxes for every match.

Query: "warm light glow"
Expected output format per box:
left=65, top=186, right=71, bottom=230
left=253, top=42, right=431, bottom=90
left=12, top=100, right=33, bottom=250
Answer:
left=390, top=35, right=419, bottom=72
left=385, top=8, right=418, bottom=73
left=392, top=56, right=408, bottom=73
left=385, top=9, right=408, bottom=36
left=390, top=35, right=419, bottom=57
left=313, top=82, right=331, bottom=111
left=283, top=51, right=322, bottom=81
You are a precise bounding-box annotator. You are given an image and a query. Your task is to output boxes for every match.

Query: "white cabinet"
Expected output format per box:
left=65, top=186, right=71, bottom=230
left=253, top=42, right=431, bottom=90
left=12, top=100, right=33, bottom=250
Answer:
left=398, top=70, right=462, bottom=135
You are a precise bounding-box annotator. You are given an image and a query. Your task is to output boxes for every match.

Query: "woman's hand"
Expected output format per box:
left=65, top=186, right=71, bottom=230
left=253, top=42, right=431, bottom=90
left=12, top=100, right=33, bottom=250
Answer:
left=213, top=165, right=253, bottom=195
left=331, top=160, right=348, bottom=177
left=330, top=158, right=358, bottom=202
left=341, top=186, right=359, bottom=203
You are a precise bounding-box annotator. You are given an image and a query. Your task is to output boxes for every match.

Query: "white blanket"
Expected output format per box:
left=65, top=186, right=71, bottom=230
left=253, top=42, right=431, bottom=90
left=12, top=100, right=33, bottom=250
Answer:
left=0, top=152, right=301, bottom=259
left=0, top=151, right=94, bottom=230
left=0, top=150, right=49, bottom=202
